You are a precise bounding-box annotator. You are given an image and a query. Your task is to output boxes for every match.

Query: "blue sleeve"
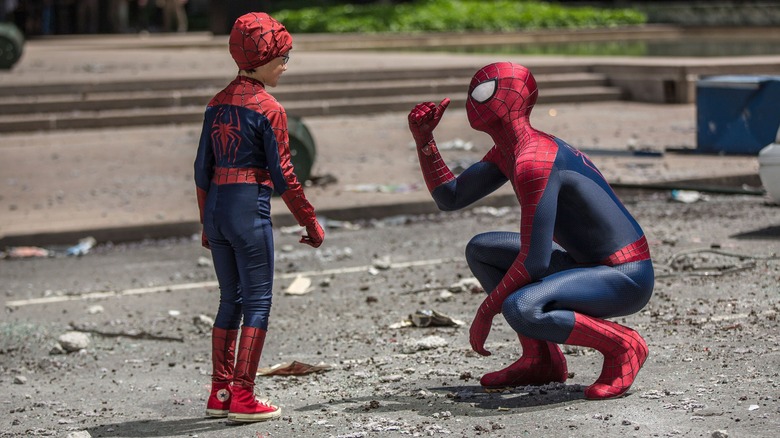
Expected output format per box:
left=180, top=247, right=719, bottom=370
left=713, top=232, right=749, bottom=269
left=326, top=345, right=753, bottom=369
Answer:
left=194, top=108, right=214, bottom=191
left=430, top=161, right=508, bottom=211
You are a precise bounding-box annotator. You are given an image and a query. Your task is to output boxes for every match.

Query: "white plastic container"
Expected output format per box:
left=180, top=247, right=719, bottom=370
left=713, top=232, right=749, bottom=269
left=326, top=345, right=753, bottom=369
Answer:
left=758, top=142, right=780, bottom=202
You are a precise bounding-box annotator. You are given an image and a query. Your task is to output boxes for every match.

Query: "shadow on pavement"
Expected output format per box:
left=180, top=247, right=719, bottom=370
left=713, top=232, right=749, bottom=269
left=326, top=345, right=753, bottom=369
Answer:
left=88, top=416, right=228, bottom=437
left=297, top=384, right=587, bottom=418
left=731, top=225, right=780, bottom=240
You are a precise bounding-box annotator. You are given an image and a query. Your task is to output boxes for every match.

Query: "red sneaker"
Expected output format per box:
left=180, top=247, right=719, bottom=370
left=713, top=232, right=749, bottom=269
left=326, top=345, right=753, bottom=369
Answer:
left=228, top=384, right=281, bottom=422
left=205, top=382, right=231, bottom=418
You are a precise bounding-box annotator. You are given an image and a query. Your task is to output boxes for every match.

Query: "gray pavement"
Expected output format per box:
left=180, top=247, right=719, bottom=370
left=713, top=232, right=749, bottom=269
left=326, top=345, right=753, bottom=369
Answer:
left=0, top=32, right=770, bottom=247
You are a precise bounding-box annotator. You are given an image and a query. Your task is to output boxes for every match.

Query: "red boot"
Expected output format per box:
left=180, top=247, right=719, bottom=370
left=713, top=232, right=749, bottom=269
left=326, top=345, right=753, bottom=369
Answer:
left=228, top=326, right=281, bottom=422
left=480, top=334, right=568, bottom=389
left=565, top=313, right=648, bottom=400
left=205, top=327, right=238, bottom=418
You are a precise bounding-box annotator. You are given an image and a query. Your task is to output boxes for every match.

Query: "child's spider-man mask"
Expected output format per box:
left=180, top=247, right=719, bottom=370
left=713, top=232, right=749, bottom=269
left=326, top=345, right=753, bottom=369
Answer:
left=466, top=62, right=538, bottom=136
left=229, top=12, right=292, bottom=70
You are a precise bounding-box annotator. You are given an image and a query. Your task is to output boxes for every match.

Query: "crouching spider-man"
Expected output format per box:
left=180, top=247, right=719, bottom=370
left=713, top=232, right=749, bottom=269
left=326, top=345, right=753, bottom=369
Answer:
left=408, top=62, right=654, bottom=399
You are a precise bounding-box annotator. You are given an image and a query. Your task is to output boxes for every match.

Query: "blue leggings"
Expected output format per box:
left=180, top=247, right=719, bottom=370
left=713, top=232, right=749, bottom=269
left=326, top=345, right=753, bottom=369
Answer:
left=204, top=184, right=275, bottom=330
left=466, top=231, right=654, bottom=343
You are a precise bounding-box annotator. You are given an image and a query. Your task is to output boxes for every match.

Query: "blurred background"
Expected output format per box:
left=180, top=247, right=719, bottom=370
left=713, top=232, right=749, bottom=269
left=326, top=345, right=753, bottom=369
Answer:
left=3, top=1, right=780, bottom=38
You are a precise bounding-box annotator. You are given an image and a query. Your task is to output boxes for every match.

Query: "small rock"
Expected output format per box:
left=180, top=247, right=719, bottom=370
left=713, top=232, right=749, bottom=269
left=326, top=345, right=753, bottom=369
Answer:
left=711, top=431, right=728, bottom=438
left=193, top=314, right=214, bottom=333
left=197, top=256, right=213, bottom=267
left=372, top=255, right=392, bottom=270
left=49, top=343, right=66, bottom=355
left=58, top=331, right=90, bottom=353
left=13, top=375, right=27, bottom=384
left=379, top=374, right=403, bottom=383
left=86, top=305, right=104, bottom=314
left=448, top=277, right=483, bottom=294
left=401, top=335, right=448, bottom=354
left=66, top=431, right=92, bottom=438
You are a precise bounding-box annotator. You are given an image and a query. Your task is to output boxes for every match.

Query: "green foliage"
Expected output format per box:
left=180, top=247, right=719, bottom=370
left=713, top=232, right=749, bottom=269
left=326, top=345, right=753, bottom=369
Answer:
left=273, top=0, right=646, bottom=33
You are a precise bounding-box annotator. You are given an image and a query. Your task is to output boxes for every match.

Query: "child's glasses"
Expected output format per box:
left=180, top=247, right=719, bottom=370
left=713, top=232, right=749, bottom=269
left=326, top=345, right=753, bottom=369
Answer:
left=281, top=54, right=290, bottom=64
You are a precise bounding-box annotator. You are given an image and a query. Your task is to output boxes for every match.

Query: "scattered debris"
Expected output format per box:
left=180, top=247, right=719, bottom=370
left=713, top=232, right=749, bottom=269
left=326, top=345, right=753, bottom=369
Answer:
left=279, top=224, right=307, bottom=235
left=257, top=361, right=332, bottom=376
left=448, top=277, right=483, bottom=294
left=66, top=236, right=97, bottom=256
left=411, top=309, right=464, bottom=327
left=401, top=335, right=448, bottom=354
left=285, top=275, right=314, bottom=295
left=3, top=236, right=97, bottom=259
left=85, top=305, right=104, bottom=315
left=670, top=190, right=707, bottom=203
left=321, top=217, right=361, bottom=231
left=390, top=309, right=465, bottom=329
left=372, top=255, right=392, bottom=270
left=657, top=248, right=780, bottom=279
left=317, top=246, right=354, bottom=262
left=5, top=246, right=51, bottom=258
left=472, top=206, right=512, bottom=217
left=58, top=331, right=91, bottom=353
left=344, top=183, right=421, bottom=193
left=435, top=290, right=454, bottom=302
left=68, top=325, right=183, bottom=342
left=307, top=173, right=338, bottom=188
left=379, top=374, right=404, bottom=383
left=193, top=314, right=215, bottom=333
left=438, top=138, right=474, bottom=151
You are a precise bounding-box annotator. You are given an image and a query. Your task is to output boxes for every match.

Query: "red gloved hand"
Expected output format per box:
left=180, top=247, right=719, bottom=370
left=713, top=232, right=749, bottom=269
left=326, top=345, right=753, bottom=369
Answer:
left=282, top=188, right=324, bottom=248
left=469, top=297, right=502, bottom=356
left=300, top=220, right=324, bottom=248
left=197, top=187, right=208, bottom=223
left=197, top=187, right=210, bottom=249
left=469, top=308, right=495, bottom=356
left=201, top=229, right=210, bottom=249
left=408, top=98, right=450, bottom=148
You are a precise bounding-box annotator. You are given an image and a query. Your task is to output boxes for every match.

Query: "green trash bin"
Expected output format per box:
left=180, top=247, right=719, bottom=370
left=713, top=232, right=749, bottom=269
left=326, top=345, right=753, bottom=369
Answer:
left=0, top=22, right=24, bottom=70
left=287, top=116, right=316, bottom=184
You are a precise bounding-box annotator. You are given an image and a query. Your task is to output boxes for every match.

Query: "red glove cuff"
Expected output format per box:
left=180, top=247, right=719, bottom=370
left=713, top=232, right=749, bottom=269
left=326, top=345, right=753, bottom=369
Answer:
left=417, top=139, right=455, bottom=192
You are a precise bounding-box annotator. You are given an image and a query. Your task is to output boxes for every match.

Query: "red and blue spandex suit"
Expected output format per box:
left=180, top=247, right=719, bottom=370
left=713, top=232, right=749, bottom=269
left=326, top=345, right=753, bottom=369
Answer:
left=194, top=76, right=318, bottom=331
left=408, top=62, right=654, bottom=399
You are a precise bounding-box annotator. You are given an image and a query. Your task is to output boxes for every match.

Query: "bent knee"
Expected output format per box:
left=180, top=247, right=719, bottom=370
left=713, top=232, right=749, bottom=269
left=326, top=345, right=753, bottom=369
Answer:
left=465, top=235, right=488, bottom=263
left=502, top=296, right=542, bottom=329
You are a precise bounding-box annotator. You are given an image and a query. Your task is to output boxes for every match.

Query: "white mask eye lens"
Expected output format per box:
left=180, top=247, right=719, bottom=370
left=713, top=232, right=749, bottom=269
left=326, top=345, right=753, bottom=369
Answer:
left=471, top=79, right=497, bottom=103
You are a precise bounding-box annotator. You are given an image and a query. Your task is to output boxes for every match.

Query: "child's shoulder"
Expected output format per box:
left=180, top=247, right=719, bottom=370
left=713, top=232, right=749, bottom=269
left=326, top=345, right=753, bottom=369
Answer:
left=208, top=83, right=283, bottom=116
left=246, top=92, right=283, bottom=115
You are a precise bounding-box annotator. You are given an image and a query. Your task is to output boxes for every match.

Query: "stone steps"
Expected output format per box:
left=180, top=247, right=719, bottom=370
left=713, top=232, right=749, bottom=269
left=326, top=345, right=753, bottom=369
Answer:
left=0, top=67, right=624, bottom=133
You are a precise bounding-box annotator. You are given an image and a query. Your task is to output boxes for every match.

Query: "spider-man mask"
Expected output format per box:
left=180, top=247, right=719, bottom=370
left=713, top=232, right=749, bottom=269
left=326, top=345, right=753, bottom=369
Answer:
left=466, top=62, right=538, bottom=137
left=229, top=12, right=292, bottom=70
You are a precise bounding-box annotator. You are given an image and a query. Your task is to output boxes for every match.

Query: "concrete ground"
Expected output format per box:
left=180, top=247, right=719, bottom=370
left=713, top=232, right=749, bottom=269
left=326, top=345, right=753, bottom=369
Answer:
left=1, top=31, right=779, bottom=438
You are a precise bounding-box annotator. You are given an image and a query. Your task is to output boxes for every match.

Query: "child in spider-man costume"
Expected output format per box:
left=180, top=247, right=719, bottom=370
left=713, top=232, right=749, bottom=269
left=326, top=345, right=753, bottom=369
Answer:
left=408, top=62, right=654, bottom=400
left=194, top=12, right=324, bottom=422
